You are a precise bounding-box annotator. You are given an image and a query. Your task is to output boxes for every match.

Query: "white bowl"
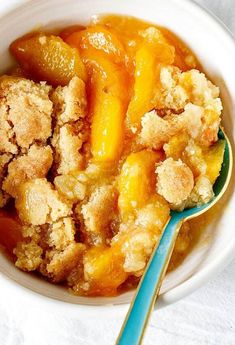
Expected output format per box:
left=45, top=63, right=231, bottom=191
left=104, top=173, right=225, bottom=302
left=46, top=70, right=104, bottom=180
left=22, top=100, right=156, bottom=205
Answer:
left=0, top=0, right=234, bottom=314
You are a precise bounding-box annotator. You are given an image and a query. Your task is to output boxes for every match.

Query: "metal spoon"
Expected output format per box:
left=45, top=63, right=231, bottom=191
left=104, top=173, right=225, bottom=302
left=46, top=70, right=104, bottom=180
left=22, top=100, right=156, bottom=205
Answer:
left=117, top=128, right=233, bottom=345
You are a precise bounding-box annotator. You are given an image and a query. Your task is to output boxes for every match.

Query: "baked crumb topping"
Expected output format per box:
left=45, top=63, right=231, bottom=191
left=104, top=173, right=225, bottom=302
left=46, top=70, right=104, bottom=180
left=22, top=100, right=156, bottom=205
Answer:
left=156, top=158, right=194, bottom=206
left=3, top=145, right=53, bottom=198
left=14, top=241, right=43, bottom=271
left=0, top=16, right=225, bottom=297
left=139, top=67, right=222, bottom=150
left=15, top=178, right=72, bottom=225
left=51, top=76, right=87, bottom=125
left=81, top=185, right=117, bottom=237
left=0, top=153, right=12, bottom=207
left=0, top=76, right=52, bottom=153
left=44, top=243, right=85, bottom=283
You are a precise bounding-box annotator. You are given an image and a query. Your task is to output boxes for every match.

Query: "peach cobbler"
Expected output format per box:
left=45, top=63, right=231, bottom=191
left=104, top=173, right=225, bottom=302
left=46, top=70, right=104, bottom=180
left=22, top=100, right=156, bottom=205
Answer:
left=0, top=16, right=225, bottom=296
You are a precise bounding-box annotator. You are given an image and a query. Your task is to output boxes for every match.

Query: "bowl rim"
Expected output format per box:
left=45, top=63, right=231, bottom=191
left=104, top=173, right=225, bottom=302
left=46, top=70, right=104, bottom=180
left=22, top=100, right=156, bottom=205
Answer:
left=0, top=0, right=235, bottom=315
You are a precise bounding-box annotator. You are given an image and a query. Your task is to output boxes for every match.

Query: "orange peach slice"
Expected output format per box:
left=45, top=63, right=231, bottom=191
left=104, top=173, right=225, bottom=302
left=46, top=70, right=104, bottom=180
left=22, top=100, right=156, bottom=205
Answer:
left=127, top=30, right=175, bottom=131
left=0, top=212, right=23, bottom=253
left=10, top=33, right=87, bottom=86
left=83, top=246, right=127, bottom=296
left=118, top=150, right=164, bottom=219
left=204, top=140, right=226, bottom=184
left=66, top=25, right=126, bottom=64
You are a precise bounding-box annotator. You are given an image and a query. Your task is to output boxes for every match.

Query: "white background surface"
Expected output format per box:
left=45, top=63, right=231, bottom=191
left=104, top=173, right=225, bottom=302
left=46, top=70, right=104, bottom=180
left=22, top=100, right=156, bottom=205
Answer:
left=0, top=0, right=235, bottom=344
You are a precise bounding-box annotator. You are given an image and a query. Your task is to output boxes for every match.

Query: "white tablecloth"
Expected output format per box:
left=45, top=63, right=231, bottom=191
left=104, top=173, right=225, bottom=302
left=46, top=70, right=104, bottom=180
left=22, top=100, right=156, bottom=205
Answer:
left=0, top=1, right=235, bottom=344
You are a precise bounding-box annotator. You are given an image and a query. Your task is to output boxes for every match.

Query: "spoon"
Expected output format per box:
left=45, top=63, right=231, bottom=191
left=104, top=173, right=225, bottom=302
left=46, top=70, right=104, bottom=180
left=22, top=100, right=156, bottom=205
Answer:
left=117, top=128, right=233, bottom=345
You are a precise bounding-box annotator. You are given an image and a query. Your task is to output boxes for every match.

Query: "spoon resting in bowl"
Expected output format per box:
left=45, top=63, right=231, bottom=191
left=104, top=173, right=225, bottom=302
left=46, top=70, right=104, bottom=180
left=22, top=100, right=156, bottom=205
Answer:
left=117, top=128, right=233, bottom=345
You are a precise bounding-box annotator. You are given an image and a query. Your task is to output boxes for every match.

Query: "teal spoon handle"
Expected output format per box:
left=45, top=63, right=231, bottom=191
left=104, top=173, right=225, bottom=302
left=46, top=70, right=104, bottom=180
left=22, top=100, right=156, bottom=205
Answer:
left=116, top=214, right=183, bottom=345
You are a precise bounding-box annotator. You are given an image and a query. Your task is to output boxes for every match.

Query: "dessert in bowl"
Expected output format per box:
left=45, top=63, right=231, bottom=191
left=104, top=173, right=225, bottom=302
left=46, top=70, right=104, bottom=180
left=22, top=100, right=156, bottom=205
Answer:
left=0, top=0, right=234, bottom=311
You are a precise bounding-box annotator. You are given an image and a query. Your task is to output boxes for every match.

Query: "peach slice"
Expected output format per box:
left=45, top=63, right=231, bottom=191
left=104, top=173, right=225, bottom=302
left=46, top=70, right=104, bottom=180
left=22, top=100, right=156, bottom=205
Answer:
left=65, top=25, right=126, bottom=64
left=65, top=28, right=131, bottom=162
left=83, top=51, right=129, bottom=162
left=118, top=150, right=164, bottom=219
left=83, top=246, right=127, bottom=296
left=0, top=212, right=23, bottom=253
left=126, top=30, right=175, bottom=131
left=204, top=140, right=226, bottom=184
left=10, top=33, right=87, bottom=86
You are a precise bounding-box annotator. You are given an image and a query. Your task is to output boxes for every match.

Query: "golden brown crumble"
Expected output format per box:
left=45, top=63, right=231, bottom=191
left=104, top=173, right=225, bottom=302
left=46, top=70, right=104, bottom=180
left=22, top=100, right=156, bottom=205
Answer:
left=15, top=178, right=72, bottom=225
left=54, top=174, right=86, bottom=202
left=51, top=76, right=87, bottom=175
left=185, top=175, right=214, bottom=209
left=81, top=184, right=118, bottom=242
left=43, top=243, right=85, bottom=283
left=0, top=103, right=18, bottom=154
left=105, top=195, right=170, bottom=277
left=48, top=217, right=76, bottom=250
left=139, top=103, right=207, bottom=150
left=52, top=124, right=84, bottom=175
left=21, top=224, right=42, bottom=241
left=156, top=158, right=194, bottom=206
left=0, top=76, right=52, bottom=152
left=51, top=76, right=87, bottom=125
left=122, top=229, right=158, bottom=274
left=143, top=66, right=222, bottom=148
left=14, top=241, right=43, bottom=271
left=0, top=153, right=12, bottom=207
left=0, top=74, right=89, bottom=285
left=2, top=145, right=53, bottom=197
left=0, top=18, right=225, bottom=297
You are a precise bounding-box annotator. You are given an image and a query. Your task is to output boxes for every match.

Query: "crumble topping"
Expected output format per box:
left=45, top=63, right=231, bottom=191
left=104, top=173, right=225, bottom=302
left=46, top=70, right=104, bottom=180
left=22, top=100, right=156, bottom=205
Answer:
left=48, top=217, right=76, bottom=250
left=122, top=229, right=156, bottom=273
left=51, top=76, right=87, bottom=175
left=81, top=184, right=118, bottom=237
left=0, top=153, right=12, bottom=207
left=143, top=66, right=222, bottom=148
left=138, top=103, right=203, bottom=150
left=52, top=124, right=84, bottom=175
left=14, top=241, right=43, bottom=271
left=51, top=76, right=87, bottom=125
left=15, top=178, right=72, bottom=225
left=185, top=175, right=214, bottom=209
left=44, top=243, right=85, bottom=283
left=54, top=174, right=86, bottom=202
left=0, top=74, right=88, bottom=283
left=156, top=158, right=194, bottom=206
left=103, top=194, right=170, bottom=278
left=0, top=20, right=225, bottom=297
left=0, top=76, right=52, bottom=152
left=2, top=145, right=53, bottom=198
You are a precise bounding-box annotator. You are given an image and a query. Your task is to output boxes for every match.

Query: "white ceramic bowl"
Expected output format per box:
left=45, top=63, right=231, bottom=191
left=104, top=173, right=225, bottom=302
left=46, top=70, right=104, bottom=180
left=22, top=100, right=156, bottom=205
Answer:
left=0, top=0, right=234, bottom=314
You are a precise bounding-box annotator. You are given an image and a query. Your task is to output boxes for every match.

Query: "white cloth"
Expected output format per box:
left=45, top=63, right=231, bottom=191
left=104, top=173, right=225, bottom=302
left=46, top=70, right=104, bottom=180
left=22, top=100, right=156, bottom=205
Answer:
left=0, top=1, right=235, bottom=344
